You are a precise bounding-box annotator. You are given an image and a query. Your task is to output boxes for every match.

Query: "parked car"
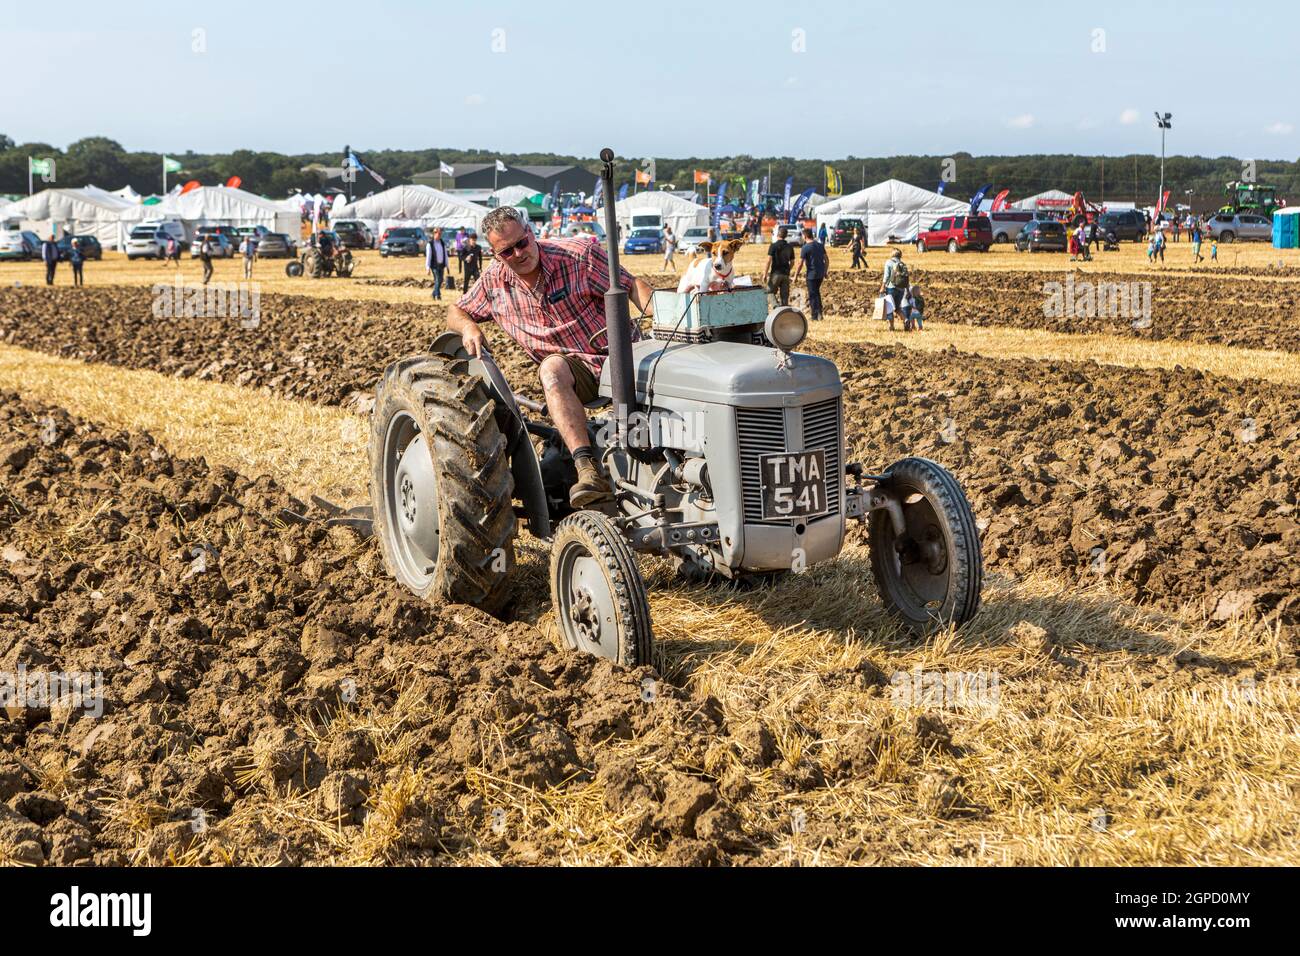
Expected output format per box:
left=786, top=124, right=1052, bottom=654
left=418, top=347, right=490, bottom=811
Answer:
left=623, top=227, right=663, bottom=255
left=562, top=221, right=605, bottom=242
left=677, top=225, right=711, bottom=255
left=987, top=210, right=1036, bottom=243
left=190, top=234, right=235, bottom=258
left=255, top=233, right=297, bottom=259
left=831, top=217, right=864, bottom=246
left=379, top=227, right=426, bottom=257
left=916, top=214, right=993, bottom=253
left=0, top=229, right=38, bottom=260
left=1095, top=210, right=1147, bottom=242
left=125, top=225, right=171, bottom=260
left=1205, top=212, right=1272, bottom=243
left=234, top=225, right=271, bottom=254
left=333, top=219, right=374, bottom=249
left=192, top=225, right=241, bottom=252
left=1014, top=219, right=1068, bottom=252
left=55, top=235, right=103, bottom=260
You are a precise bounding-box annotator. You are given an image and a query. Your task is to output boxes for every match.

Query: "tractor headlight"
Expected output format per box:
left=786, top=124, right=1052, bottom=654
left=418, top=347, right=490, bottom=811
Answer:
left=765, top=307, right=808, bottom=351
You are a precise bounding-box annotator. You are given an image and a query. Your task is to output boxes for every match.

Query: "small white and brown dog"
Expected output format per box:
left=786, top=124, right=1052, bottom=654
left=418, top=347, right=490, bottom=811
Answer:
left=677, top=238, right=745, bottom=294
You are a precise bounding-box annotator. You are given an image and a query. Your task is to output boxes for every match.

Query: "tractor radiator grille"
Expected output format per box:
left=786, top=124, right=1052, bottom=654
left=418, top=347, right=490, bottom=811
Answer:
left=735, top=399, right=842, bottom=525
left=803, top=397, right=842, bottom=516
left=736, top=407, right=787, bottom=523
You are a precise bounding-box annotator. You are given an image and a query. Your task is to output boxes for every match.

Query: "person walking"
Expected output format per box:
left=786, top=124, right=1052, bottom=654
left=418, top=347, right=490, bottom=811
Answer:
left=454, top=227, right=467, bottom=275
left=425, top=226, right=449, bottom=299
left=880, top=248, right=909, bottom=332
left=242, top=231, right=257, bottom=279
left=461, top=233, right=483, bottom=292
left=199, top=235, right=214, bottom=285
left=661, top=225, right=677, bottom=272
left=1089, top=219, right=1100, bottom=252
left=817, top=222, right=829, bottom=246
left=166, top=233, right=179, bottom=265
left=1190, top=221, right=1204, bottom=263
left=849, top=229, right=865, bottom=269
left=1154, top=228, right=1166, bottom=263
left=762, top=226, right=795, bottom=307
left=40, top=234, right=59, bottom=285
left=69, top=238, right=85, bottom=287
left=793, top=227, right=829, bottom=320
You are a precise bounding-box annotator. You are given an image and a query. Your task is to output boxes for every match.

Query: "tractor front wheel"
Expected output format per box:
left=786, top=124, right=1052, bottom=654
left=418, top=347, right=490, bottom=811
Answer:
left=550, top=510, right=653, bottom=666
left=868, top=457, right=982, bottom=634
left=369, top=355, right=517, bottom=614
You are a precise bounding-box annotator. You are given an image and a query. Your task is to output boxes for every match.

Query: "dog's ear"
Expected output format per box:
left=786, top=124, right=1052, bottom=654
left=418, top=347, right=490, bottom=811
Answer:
left=697, top=241, right=714, bottom=255
left=726, top=239, right=745, bottom=254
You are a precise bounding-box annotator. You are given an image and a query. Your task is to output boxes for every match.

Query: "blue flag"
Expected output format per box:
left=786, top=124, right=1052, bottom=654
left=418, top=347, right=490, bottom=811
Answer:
left=936, top=180, right=946, bottom=195
left=782, top=176, right=793, bottom=214
left=712, top=182, right=728, bottom=227
left=789, top=187, right=815, bottom=224
left=969, top=183, right=992, bottom=214
left=617, top=183, right=628, bottom=201
left=550, top=182, right=560, bottom=212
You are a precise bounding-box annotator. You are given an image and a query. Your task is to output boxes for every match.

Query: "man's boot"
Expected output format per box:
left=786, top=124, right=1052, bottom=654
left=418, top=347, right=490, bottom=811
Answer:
left=570, top=456, right=612, bottom=508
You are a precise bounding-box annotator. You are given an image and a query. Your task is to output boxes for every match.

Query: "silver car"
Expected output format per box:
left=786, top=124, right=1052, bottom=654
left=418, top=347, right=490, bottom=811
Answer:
left=1206, top=213, right=1272, bottom=243
left=125, top=226, right=169, bottom=259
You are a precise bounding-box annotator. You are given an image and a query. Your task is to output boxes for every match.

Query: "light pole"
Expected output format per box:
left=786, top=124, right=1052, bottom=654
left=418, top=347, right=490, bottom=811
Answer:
left=1155, top=112, right=1172, bottom=218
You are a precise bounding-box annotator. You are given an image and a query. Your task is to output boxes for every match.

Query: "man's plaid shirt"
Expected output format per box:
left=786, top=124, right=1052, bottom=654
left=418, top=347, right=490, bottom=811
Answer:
left=456, top=236, right=640, bottom=375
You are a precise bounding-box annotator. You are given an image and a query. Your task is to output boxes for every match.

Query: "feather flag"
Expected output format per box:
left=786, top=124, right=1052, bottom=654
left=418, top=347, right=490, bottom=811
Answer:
left=824, top=166, right=842, bottom=196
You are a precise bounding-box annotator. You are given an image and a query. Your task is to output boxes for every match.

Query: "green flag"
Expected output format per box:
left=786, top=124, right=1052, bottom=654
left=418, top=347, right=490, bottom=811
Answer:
left=163, top=156, right=183, bottom=173
left=29, top=158, right=52, bottom=176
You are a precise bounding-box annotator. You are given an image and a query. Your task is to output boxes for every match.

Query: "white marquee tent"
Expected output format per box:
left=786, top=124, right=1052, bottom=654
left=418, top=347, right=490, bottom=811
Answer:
left=0, top=187, right=136, bottom=248
left=331, top=185, right=488, bottom=236
left=1011, top=189, right=1074, bottom=211
left=491, top=185, right=544, bottom=207
left=614, top=191, right=708, bottom=238
left=116, top=185, right=300, bottom=246
left=814, top=179, right=969, bottom=245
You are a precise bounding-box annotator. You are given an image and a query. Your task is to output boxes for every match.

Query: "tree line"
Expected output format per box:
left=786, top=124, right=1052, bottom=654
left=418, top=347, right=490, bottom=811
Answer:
left=2, top=135, right=1295, bottom=211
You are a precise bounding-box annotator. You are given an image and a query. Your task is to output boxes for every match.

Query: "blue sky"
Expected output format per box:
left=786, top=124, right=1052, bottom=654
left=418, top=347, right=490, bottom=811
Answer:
left=4, top=0, right=1297, bottom=159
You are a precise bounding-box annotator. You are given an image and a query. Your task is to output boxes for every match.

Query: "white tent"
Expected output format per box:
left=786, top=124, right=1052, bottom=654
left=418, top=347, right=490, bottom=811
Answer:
left=1011, top=189, right=1074, bottom=212
left=116, top=185, right=301, bottom=244
left=491, top=185, right=543, bottom=207
left=614, top=191, right=708, bottom=238
left=331, top=184, right=487, bottom=235
left=815, top=179, right=969, bottom=245
left=0, top=187, right=135, bottom=249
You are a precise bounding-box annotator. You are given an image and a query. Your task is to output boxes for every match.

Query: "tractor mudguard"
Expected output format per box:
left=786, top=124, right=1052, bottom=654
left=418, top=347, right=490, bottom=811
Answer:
left=430, top=331, right=552, bottom=538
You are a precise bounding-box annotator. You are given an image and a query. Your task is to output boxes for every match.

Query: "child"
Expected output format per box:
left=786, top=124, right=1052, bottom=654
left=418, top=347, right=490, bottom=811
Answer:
left=1210, top=238, right=1218, bottom=262
left=1147, top=234, right=1157, bottom=263
left=904, top=287, right=925, bottom=331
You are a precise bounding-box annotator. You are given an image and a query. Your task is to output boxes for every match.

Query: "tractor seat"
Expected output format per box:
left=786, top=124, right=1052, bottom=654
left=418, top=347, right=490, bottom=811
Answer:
left=584, top=396, right=611, bottom=410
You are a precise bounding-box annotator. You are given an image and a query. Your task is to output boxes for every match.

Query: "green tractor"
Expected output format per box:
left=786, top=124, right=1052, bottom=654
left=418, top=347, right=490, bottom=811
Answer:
left=1220, top=181, right=1279, bottom=217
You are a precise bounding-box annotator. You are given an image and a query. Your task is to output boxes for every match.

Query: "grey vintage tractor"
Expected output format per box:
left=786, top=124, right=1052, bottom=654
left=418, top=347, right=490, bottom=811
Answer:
left=368, top=149, right=982, bottom=665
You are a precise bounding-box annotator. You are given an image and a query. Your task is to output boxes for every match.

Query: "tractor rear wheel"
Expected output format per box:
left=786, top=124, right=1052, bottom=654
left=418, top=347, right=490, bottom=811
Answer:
left=550, top=510, right=653, bottom=666
left=869, top=457, right=982, bottom=634
left=369, top=355, right=516, bottom=614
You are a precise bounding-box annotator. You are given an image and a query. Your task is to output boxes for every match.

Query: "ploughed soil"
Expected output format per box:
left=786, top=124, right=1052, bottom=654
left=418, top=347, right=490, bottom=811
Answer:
left=0, top=391, right=897, bottom=866
left=831, top=342, right=1300, bottom=628
left=2, top=284, right=1296, bottom=629
left=820, top=268, right=1300, bottom=352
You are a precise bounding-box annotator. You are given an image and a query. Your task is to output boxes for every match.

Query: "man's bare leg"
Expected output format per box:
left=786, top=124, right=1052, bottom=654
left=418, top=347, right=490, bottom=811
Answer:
left=538, top=355, right=590, bottom=453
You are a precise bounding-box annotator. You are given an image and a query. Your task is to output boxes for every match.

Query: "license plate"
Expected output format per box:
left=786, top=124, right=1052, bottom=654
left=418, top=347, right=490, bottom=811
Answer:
left=759, top=450, right=828, bottom=520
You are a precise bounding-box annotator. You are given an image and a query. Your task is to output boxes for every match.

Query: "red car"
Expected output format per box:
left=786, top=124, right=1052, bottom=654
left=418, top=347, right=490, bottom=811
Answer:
left=916, top=214, right=993, bottom=253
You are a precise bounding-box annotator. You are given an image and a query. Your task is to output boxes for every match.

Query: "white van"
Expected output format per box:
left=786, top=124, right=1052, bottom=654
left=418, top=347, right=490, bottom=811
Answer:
left=626, top=209, right=663, bottom=232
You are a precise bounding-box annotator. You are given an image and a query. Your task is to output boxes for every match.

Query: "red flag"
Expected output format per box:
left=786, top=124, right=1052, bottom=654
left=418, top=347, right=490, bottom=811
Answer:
left=990, top=188, right=1010, bottom=212
left=180, top=180, right=201, bottom=195
left=225, top=175, right=242, bottom=189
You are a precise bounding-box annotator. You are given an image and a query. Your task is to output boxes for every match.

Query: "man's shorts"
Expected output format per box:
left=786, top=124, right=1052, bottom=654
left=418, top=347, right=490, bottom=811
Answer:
left=560, top=354, right=601, bottom=404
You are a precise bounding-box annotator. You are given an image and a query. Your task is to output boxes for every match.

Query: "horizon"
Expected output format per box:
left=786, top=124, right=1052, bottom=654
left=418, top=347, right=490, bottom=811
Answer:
left=4, top=0, right=1296, bottom=160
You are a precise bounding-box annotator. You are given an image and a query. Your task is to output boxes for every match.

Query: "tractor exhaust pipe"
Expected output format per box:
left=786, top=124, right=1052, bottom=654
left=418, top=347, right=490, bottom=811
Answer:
left=599, top=147, right=635, bottom=445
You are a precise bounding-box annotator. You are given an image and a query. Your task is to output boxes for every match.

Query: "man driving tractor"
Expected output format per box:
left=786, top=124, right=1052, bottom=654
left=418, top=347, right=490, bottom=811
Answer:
left=446, top=205, right=656, bottom=508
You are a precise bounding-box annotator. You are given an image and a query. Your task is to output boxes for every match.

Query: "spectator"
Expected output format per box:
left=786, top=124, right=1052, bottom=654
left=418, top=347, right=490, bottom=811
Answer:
left=817, top=222, right=829, bottom=246
left=793, top=227, right=829, bottom=320
left=849, top=229, right=866, bottom=269
left=41, top=234, right=59, bottom=285
left=1089, top=219, right=1100, bottom=252
left=904, top=286, right=925, bottom=331
left=1172, top=216, right=1181, bottom=242
left=1154, top=228, right=1166, bottom=263
left=69, top=238, right=85, bottom=287
left=461, top=233, right=483, bottom=292
left=426, top=226, right=449, bottom=299
left=167, top=233, right=180, bottom=265
left=1190, top=221, right=1204, bottom=263
left=750, top=211, right=762, bottom=244
left=243, top=232, right=257, bottom=279
left=199, top=235, right=214, bottom=285
left=662, top=225, right=677, bottom=272
left=1146, top=233, right=1157, bottom=264
left=880, top=248, right=909, bottom=332
left=454, top=227, right=467, bottom=274
left=763, top=226, right=795, bottom=307
left=1210, top=237, right=1218, bottom=263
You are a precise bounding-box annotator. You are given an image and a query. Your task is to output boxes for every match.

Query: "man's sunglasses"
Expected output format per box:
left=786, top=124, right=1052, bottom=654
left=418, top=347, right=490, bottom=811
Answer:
left=494, top=234, right=532, bottom=259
